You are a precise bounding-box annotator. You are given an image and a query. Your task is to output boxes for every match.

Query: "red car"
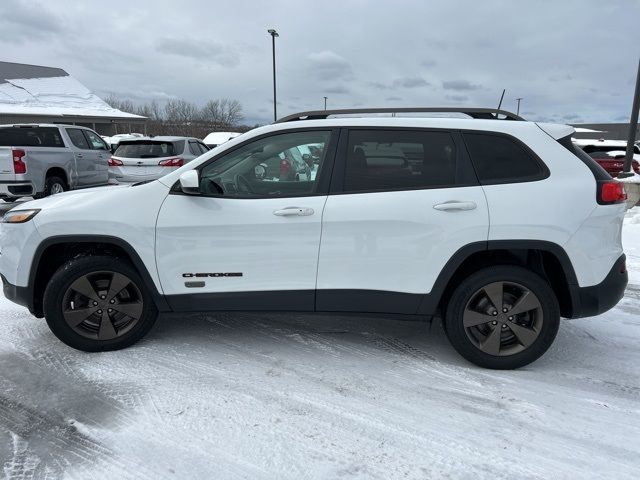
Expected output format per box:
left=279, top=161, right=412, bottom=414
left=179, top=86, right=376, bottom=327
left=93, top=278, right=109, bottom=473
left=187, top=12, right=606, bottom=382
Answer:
left=586, top=151, right=640, bottom=177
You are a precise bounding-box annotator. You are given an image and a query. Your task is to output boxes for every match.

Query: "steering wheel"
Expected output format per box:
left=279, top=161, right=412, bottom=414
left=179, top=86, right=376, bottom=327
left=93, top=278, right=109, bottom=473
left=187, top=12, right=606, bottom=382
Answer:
left=235, top=174, right=253, bottom=194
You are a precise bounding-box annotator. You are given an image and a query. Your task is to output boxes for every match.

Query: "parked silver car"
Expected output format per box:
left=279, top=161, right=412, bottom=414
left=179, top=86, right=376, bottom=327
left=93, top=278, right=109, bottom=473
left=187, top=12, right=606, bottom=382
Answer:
left=108, top=136, right=209, bottom=183
left=0, top=124, right=110, bottom=201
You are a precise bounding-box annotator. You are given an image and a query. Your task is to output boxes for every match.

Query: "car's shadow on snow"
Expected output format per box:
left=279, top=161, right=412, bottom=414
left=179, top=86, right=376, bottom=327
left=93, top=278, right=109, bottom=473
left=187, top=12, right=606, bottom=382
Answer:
left=143, top=310, right=595, bottom=371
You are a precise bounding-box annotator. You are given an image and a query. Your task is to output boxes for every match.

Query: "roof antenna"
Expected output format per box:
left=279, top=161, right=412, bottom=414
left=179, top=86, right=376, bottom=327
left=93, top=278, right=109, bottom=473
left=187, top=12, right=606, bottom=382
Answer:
left=496, top=89, right=506, bottom=118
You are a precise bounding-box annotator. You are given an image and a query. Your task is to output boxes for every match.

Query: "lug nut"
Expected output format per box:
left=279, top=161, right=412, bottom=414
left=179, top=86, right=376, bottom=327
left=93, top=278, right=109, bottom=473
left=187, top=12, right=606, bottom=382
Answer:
left=108, top=308, right=113, bottom=313
left=502, top=324, right=507, bottom=328
left=109, top=299, right=115, bottom=304
left=492, top=311, right=498, bottom=316
left=100, top=295, right=106, bottom=300
left=492, top=321, right=497, bottom=325
left=97, top=309, right=103, bottom=314
left=502, top=308, right=508, bottom=313
left=508, top=316, right=513, bottom=321
left=93, top=301, right=98, bottom=306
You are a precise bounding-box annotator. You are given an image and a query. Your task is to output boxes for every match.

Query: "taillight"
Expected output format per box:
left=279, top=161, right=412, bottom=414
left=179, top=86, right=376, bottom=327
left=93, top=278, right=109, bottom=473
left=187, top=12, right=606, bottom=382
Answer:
left=280, top=159, right=291, bottom=176
left=108, top=157, right=123, bottom=166
left=597, top=180, right=627, bottom=204
left=158, top=157, right=184, bottom=167
left=12, top=149, right=26, bottom=174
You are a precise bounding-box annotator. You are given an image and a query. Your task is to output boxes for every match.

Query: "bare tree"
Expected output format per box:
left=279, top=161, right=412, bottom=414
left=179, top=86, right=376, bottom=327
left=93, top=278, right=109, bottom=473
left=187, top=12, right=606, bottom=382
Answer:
left=104, top=95, right=248, bottom=138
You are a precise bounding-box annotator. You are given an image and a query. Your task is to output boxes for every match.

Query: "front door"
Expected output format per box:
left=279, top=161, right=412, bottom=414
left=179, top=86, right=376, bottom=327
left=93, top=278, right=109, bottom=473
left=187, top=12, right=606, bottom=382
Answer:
left=82, top=129, right=110, bottom=184
left=155, top=129, right=337, bottom=312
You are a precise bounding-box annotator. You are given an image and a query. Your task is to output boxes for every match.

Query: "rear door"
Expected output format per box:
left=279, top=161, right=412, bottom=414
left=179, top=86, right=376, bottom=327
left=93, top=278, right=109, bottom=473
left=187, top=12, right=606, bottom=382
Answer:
left=65, top=128, right=97, bottom=186
left=316, top=128, right=489, bottom=314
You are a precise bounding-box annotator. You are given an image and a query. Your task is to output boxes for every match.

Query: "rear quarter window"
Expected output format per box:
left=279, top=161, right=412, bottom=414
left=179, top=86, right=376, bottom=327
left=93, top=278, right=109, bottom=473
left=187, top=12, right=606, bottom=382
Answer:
left=463, top=132, right=548, bottom=184
left=0, top=127, right=65, bottom=147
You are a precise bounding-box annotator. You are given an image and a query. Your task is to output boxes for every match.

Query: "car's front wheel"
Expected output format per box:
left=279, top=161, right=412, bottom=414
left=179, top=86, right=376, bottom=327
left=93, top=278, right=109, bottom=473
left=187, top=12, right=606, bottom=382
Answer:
left=444, top=266, right=560, bottom=369
left=43, top=256, right=158, bottom=351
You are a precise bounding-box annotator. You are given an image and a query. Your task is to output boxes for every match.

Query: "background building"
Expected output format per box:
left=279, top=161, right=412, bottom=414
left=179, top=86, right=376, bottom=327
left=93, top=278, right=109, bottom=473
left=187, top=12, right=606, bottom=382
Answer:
left=0, top=61, right=145, bottom=135
left=571, top=123, right=639, bottom=141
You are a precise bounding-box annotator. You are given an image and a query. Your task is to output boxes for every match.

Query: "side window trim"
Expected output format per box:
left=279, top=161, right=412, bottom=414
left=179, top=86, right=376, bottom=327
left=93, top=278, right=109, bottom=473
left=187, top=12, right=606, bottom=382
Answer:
left=171, top=127, right=340, bottom=199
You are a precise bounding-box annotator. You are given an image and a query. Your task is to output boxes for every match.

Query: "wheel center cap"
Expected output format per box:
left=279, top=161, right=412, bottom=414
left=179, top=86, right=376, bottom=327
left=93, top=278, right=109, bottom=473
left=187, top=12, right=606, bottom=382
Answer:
left=497, top=313, right=508, bottom=322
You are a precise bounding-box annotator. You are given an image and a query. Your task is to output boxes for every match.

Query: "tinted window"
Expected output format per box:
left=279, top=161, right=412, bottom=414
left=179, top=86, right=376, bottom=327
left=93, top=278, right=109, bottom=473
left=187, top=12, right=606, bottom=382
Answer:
left=198, top=130, right=331, bottom=198
left=83, top=130, right=108, bottom=150
left=115, top=141, right=179, bottom=158
left=198, top=142, right=209, bottom=153
left=188, top=141, right=201, bottom=156
left=66, top=128, right=90, bottom=149
left=463, top=132, right=545, bottom=183
left=0, top=127, right=65, bottom=147
left=344, top=129, right=468, bottom=192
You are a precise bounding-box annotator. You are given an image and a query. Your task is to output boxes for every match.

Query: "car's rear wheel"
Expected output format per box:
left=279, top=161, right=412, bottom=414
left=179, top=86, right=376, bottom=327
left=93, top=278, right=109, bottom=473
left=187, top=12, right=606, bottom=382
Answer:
left=37, top=175, right=66, bottom=198
left=43, top=256, right=158, bottom=351
left=444, top=266, right=560, bottom=369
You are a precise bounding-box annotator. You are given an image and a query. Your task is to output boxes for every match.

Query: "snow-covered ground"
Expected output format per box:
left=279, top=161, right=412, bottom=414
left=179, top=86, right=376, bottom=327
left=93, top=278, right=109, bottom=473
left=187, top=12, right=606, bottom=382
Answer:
left=1, top=210, right=639, bottom=480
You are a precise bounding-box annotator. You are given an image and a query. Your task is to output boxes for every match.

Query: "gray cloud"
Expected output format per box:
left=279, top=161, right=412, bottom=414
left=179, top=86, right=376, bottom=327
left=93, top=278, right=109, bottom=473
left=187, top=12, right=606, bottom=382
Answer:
left=156, top=38, right=239, bottom=67
left=443, top=80, right=482, bottom=91
left=393, top=76, right=430, bottom=88
left=0, top=0, right=636, bottom=125
left=385, top=96, right=403, bottom=102
left=324, top=85, right=350, bottom=94
left=0, top=0, right=64, bottom=43
left=307, top=51, right=353, bottom=80
left=446, top=94, right=469, bottom=102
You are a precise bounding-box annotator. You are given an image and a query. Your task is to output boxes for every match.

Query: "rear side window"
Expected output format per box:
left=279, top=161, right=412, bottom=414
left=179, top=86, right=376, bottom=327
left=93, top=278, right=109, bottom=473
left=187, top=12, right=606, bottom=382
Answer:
left=558, top=135, right=611, bottom=180
left=0, top=127, right=65, bottom=147
left=115, top=141, right=180, bottom=158
left=188, top=140, right=203, bottom=156
left=344, top=129, right=474, bottom=193
left=463, top=132, right=547, bottom=184
left=66, top=128, right=90, bottom=149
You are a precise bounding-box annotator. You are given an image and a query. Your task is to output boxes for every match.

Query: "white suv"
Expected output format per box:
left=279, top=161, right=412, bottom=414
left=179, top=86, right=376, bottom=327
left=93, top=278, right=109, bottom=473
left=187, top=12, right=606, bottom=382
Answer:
left=0, top=108, right=628, bottom=369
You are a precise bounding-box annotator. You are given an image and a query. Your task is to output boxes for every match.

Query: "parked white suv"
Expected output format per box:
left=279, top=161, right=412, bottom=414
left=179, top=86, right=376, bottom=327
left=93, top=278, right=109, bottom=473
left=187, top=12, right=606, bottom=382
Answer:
left=0, top=108, right=628, bottom=369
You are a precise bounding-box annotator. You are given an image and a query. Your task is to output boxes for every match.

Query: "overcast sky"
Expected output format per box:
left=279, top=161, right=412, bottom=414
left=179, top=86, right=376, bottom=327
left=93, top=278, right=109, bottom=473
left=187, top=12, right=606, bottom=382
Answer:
left=1, top=0, right=639, bottom=125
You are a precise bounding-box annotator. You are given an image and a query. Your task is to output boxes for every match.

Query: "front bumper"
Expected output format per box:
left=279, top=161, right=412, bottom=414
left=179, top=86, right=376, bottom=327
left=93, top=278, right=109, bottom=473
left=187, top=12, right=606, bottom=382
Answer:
left=1, top=273, right=35, bottom=315
left=569, top=254, right=628, bottom=318
left=0, top=182, right=35, bottom=198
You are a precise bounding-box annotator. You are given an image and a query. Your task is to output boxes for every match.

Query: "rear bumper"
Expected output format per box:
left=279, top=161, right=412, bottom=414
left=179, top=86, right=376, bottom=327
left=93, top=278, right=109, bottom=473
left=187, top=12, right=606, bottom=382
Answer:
left=0, top=182, right=34, bottom=198
left=109, top=166, right=176, bottom=183
left=568, top=254, right=628, bottom=318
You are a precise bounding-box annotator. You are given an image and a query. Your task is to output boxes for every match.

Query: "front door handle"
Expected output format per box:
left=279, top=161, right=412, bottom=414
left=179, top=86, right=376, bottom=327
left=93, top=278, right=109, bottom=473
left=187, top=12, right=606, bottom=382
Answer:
left=273, top=207, right=314, bottom=216
left=76, top=153, right=84, bottom=158
left=433, top=201, right=477, bottom=211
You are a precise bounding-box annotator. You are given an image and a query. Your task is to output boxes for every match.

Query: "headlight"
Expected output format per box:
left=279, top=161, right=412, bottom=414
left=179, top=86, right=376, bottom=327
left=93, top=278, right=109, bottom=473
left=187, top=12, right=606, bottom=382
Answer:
left=2, top=209, right=40, bottom=223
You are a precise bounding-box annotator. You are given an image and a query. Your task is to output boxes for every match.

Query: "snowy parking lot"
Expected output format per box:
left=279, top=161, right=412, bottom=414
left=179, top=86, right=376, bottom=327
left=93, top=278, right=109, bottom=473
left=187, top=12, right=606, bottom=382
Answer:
left=0, top=204, right=638, bottom=479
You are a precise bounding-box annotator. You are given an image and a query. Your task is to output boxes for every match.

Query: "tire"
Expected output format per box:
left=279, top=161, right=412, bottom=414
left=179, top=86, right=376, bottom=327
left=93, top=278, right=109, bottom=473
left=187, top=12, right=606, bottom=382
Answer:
left=43, top=256, right=158, bottom=351
left=444, top=265, right=560, bottom=369
left=37, top=175, right=67, bottom=198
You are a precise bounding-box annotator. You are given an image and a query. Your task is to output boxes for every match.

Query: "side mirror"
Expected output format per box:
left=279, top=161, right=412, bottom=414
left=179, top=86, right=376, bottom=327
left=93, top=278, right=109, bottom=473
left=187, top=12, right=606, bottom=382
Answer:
left=179, top=170, right=200, bottom=195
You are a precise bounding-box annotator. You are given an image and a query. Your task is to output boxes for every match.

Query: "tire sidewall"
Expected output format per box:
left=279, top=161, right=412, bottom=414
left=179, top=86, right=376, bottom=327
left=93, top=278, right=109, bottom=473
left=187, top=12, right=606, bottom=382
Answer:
left=445, top=266, right=560, bottom=369
left=43, top=256, right=158, bottom=351
left=45, top=176, right=66, bottom=197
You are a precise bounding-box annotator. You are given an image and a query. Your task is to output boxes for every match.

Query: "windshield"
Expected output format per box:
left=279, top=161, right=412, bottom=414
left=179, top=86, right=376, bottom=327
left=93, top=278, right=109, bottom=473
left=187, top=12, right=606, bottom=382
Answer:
left=115, top=140, right=184, bottom=158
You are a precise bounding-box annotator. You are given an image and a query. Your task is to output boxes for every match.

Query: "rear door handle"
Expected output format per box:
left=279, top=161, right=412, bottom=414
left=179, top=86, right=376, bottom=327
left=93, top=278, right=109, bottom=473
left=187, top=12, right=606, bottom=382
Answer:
left=273, top=207, right=314, bottom=216
left=76, top=153, right=84, bottom=158
left=433, top=201, right=477, bottom=211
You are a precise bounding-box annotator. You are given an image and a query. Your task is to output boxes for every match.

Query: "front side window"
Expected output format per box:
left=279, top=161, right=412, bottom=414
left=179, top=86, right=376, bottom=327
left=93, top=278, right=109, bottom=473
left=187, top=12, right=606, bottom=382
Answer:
left=83, top=130, right=108, bottom=150
left=198, top=130, right=331, bottom=198
left=66, top=128, right=90, bottom=149
left=344, top=129, right=468, bottom=193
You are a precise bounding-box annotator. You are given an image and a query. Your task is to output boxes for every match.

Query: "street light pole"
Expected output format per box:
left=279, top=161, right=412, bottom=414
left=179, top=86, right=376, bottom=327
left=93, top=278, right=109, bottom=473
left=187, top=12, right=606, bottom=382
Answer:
left=516, top=98, right=523, bottom=116
left=267, top=29, right=279, bottom=122
left=620, top=58, right=640, bottom=177
left=323, top=96, right=328, bottom=110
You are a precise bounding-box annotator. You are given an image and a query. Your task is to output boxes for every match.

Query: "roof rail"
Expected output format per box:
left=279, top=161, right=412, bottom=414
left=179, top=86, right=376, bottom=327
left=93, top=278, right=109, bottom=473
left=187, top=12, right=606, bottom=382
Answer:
left=276, top=107, right=525, bottom=123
